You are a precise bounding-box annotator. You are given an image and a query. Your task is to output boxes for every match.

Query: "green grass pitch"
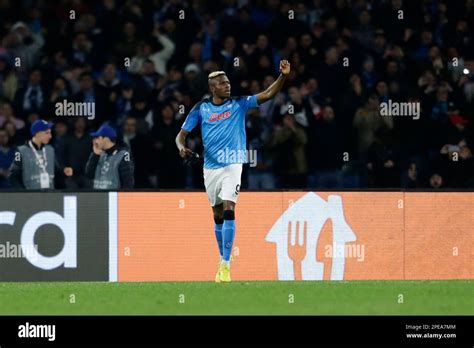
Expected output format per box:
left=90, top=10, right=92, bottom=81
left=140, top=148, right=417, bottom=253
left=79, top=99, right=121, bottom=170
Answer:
left=0, top=280, right=472, bottom=315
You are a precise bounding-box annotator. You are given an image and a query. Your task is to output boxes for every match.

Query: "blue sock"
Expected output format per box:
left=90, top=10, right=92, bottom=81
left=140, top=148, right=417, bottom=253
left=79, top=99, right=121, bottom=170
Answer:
left=214, top=223, right=223, bottom=257
left=222, top=210, right=236, bottom=262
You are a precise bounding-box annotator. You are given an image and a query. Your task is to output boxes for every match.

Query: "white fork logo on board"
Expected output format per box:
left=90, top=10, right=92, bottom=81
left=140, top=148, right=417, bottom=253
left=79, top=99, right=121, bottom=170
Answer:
left=265, top=192, right=356, bottom=280
left=287, top=220, right=307, bottom=280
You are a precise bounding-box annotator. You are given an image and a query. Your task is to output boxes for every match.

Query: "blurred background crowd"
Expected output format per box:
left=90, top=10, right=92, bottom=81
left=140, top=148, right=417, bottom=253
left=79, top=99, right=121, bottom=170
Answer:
left=0, top=0, right=473, bottom=189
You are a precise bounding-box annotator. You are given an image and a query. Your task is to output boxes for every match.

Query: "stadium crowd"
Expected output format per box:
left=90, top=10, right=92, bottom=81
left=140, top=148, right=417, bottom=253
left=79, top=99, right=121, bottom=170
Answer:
left=0, top=0, right=474, bottom=189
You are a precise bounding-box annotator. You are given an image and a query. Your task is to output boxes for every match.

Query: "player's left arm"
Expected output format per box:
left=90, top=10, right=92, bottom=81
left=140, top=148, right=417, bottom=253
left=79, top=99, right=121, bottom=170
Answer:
left=256, top=60, right=290, bottom=105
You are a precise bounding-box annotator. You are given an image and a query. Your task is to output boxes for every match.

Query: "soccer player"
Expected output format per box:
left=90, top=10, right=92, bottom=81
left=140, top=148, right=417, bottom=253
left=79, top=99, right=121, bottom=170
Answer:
left=175, top=60, right=291, bottom=282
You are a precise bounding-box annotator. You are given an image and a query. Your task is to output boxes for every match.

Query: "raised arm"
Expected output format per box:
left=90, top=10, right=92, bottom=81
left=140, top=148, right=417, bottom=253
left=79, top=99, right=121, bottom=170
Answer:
left=256, top=60, right=290, bottom=105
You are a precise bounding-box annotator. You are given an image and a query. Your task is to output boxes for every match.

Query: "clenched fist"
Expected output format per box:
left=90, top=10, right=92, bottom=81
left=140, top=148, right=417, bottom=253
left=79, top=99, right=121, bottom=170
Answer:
left=280, top=60, right=291, bottom=75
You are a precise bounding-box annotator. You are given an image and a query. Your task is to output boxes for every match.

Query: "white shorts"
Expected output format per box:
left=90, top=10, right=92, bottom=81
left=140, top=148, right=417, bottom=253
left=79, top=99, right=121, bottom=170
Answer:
left=203, top=163, right=242, bottom=206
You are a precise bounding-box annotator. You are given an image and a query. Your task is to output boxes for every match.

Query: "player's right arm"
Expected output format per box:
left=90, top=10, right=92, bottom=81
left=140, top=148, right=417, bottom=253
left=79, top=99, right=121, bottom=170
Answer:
left=175, top=129, right=193, bottom=158
left=176, top=102, right=202, bottom=158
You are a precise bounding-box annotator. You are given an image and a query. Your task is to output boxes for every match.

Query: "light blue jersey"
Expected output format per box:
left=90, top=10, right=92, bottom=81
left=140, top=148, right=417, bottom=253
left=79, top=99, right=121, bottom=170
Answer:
left=181, top=95, right=259, bottom=169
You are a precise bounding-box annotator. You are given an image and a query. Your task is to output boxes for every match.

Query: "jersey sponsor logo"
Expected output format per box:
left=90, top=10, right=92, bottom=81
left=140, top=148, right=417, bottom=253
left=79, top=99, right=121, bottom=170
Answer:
left=208, top=111, right=231, bottom=123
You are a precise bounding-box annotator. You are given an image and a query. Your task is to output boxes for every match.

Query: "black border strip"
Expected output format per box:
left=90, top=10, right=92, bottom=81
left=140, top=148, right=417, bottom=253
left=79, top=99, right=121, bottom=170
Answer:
left=0, top=316, right=472, bottom=345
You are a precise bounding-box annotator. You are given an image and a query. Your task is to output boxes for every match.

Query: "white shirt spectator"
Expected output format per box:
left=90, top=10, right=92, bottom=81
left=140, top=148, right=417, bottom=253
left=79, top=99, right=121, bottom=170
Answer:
left=129, top=34, right=175, bottom=76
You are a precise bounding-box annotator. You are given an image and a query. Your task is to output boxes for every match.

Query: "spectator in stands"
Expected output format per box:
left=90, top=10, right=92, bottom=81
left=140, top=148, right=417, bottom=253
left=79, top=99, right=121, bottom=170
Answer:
left=439, top=139, right=474, bottom=188
left=270, top=113, right=308, bottom=188
left=0, top=101, right=25, bottom=130
left=45, top=77, right=70, bottom=117
left=428, top=172, right=444, bottom=189
left=96, top=62, right=122, bottom=124
left=129, top=24, right=175, bottom=76
left=57, top=117, right=92, bottom=189
left=13, top=69, right=45, bottom=118
left=3, top=21, right=44, bottom=72
left=280, top=85, right=312, bottom=127
left=366, top=127, right=401, bottom=188
left=74, top=72, right=96, bottom=105
left=113, top=21, right=140, bottom=63
left=309, top=106, right=343, bottom=188
left=318, top=47, right=345, bottom=104
left=69, top=32, right=94, bottom=68
left=122, top=116, right=152, bottom=188
left=353, top=94, right=393, bottom=159
left=0, top=55, right=18, bottom=102
left=3, top=121, right=26, bottom=147
left=0, top=128, right=14, bottom=188
left=353, top=10, right=375, bottom=49
left=133, top=59, right=160, bottom=97
left=151, top=103, right=185, bottom=188
left=246, top=108, right=275, bottom=189
left=183, top=63, right=207, bottom=104
left=116, top=84, right=134, bottom=125
left=402, top=162, right=420, bottom=189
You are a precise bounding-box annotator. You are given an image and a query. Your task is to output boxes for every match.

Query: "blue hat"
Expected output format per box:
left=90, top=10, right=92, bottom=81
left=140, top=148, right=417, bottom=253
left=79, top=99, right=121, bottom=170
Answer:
left=31, top=119, right=53, bottom=136
left=90, top=124, right=117, bottom=140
